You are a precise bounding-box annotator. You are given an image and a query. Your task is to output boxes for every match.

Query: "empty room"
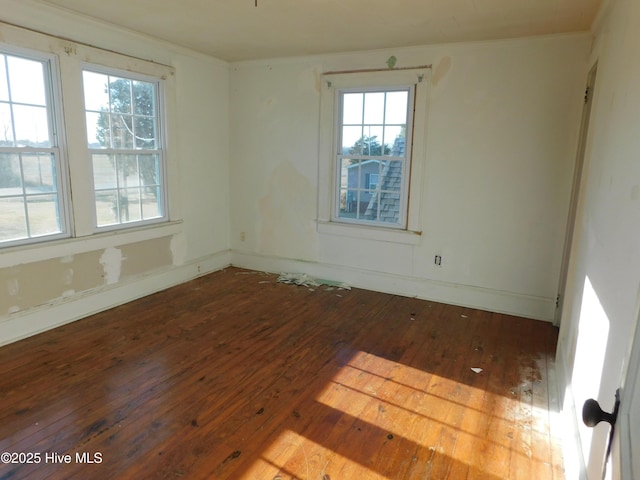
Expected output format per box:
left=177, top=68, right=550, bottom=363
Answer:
left=1, top=0, right=639, bottom=478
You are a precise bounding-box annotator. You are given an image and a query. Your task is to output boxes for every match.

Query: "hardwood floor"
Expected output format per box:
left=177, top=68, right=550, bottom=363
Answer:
left=0, top=268, right=564, bottom=479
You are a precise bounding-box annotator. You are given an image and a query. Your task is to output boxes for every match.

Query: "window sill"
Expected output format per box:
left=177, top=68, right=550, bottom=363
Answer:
left=0, top=220, right=183, bottom=268
left=317, top=220, right=421, bottom=245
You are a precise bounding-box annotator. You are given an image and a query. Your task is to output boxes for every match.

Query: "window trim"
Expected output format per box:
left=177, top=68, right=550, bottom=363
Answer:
left=0, top=44, right=72, bottom=248
left=317, top=67, right=430, bottom=239
left=81, top=63, right=169, bottom=233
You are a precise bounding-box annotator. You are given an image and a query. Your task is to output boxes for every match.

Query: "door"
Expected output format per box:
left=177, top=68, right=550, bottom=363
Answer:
left=555, top=64, right=598, bottom=326
left=610, top=306, right=640, bottom=479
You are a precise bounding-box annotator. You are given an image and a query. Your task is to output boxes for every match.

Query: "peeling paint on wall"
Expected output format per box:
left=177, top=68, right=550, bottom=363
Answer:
left=99, top=247, right=123, bottom=285
left=0, top=237, right=175, bottom=316
left=170, top=233, right=187, bottom=266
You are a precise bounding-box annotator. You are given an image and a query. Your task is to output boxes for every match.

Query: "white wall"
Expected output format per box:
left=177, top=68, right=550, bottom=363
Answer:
left=230, top=35, right=590, bottom=321
left=0, top=0, right=231, bottom=345
left=556, top=0, right=640, bottom=477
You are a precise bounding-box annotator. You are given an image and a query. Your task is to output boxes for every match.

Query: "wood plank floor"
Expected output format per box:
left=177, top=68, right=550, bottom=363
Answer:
left=0, top=267, right=565, bottom=479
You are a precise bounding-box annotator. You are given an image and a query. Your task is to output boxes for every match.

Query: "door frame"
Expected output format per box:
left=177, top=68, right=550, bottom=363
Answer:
left=555, top=64, right=598, bottom=326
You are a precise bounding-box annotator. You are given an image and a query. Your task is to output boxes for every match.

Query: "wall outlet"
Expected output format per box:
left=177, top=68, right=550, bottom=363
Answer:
left=434, top=255, right=442, bottom=266
left=240, top=231, right=246, bottom=242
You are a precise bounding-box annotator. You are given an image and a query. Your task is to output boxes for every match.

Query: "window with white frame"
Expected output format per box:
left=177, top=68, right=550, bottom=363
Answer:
left=0, top=48, right=69, bottom=246
left=82, top=68, right=166, bottom=229
left=0, top=25, right=173, bottom=250
left=317, top=67, right=429, bottom=239
left=336, top=87, right=412, bottom=226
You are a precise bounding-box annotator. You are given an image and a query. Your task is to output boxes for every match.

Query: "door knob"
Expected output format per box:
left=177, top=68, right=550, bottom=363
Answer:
left=582, top=398, right=617, bottom=427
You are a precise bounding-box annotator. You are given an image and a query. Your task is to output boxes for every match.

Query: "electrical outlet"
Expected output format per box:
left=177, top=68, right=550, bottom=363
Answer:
left=434, top=255, right=442, bottom=266
left=240, top=231, right=246, bottom=242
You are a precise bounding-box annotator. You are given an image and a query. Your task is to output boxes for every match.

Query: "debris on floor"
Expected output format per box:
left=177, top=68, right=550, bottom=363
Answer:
left=277, top=273, right=351, bottom=290
left=471, top=367, right=483, bottom=374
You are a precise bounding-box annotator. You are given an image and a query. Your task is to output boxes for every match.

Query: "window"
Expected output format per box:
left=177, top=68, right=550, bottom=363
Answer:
left=82, top=68, right=166, bottom=229
left=0, top=49, right=69, bottom=246
left=337, top=88, right=412, bottom=226
left=317, top=67, right=429, bottom=240
left=0, top=27, right=174, bottom=250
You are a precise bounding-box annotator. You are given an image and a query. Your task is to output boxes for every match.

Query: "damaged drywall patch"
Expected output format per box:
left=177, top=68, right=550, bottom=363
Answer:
left=63, top=268, right=74, bottom=285
left=99, top=247, right=123, bottom=285
left=170, top=232, right=187, bottom=266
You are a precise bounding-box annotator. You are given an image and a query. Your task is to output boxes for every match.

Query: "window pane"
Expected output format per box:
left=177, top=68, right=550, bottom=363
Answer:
left=380, top=160, right=403, bottom=192
left=95, top=190, right=118, bottom=226
left=342, top=126, right=363, bottom=154
left=134, top=117, right=156, bottom=149
left=339, top=188, right=358, bottom=219
left=118, top=154, right=139, bottom=187
left=377, top=191, right=401, bottom=224
left=22, top=154, right=56, bottom=193
left=109, top=77, right=132, bottom=114
left=342, top=93, right=362, bottom=124
left=86, top=111, right=109, bottom=148
left=120, top=188, right=142, bottom=222
left=385, top=91, right=408, bottom=124
left=133, top=81, right=154, bottom=116
left=26, top=194, right=61, bottom=236
left=111, top=114, right=134, bottom=149
left=7, top=56, right=46, bottom=106
left=138, top=154, right=159, bottom=186
left=360, top=128, right=384, bottom=155
left=142, top=187, right=161, bottom=219
left=362, top=195, right=379, bottom=221
left=383, top=126, right=405, bottom=156
left=92, top=154, right=117, bottom=189
left=0, top=197, right=27, bottom=241
left=13, top=104, right=50, bottom=147
left=0, top=154, right=21, bottom=196
left=0, top=103, right=13, bottom=146
left=83, top=71, right=110, bottom=111
left=0, top=56, right=8, bottom=102
left=363, top=92, right=384, bottom=124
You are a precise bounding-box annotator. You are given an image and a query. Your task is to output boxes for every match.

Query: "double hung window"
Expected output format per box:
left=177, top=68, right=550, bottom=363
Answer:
left=82, top=69, right=166, bottom=229
left=0, top=32, right=170, bottom=250
left=336, top=87, right=413, bottom=227
left=318, top=67, right=429, bottom=239
left=0, top=49, right=68, bottom=246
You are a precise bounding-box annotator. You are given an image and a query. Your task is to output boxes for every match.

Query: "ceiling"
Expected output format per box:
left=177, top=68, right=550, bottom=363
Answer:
left=39, top=0, right=602, bottom=62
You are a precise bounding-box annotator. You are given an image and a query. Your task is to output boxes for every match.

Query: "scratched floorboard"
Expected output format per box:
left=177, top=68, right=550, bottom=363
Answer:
left=0, top=267, right=565, bottom=479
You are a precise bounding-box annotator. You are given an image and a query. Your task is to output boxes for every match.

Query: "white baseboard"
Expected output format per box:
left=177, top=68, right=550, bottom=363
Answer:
left=230, top=251, right=556, bottom=322
left=0, top=248, right=557, bottom=347
left=0, top=249, right=231, bottom=347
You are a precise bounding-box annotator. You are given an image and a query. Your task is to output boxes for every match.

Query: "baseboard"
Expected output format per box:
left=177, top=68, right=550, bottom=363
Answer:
left=230, top=251, right=556, bottom=322
left=0, top=248, right=557, bottom=346
left=0, top=249, right=231, bottom=347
